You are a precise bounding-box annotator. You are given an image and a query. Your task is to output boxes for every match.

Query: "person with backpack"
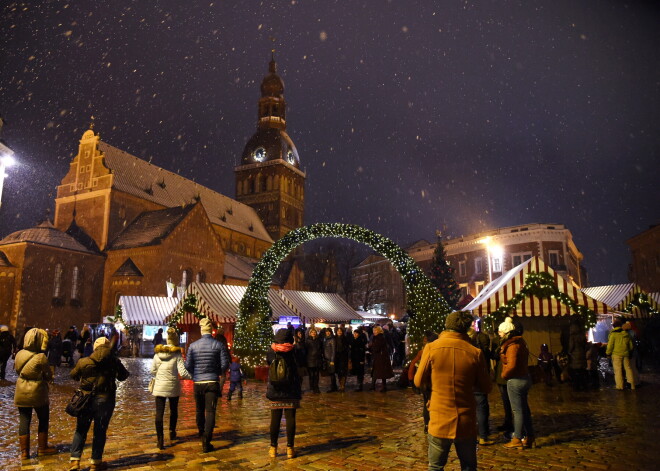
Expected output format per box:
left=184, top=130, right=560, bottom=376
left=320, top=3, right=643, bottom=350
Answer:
left=267, top=328, right=301, bottom=459
left=14, top=328, right=57, bottom=460
left=69, top=336, right=129, bottom=470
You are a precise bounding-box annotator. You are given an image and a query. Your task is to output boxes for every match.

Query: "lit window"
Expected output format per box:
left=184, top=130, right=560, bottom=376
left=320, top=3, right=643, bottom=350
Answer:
left=492, top=258, right=502, bottom=272
left=53, top=264, right=63, bottom=298
left=71, top=266, right=80, bottom=300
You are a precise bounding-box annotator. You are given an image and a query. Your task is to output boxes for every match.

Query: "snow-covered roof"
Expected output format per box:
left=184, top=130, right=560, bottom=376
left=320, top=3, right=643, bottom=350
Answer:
left=223, top=253, right=256, bottom=281
left=99, top=141, right=273, bottom=243
left=0, top=220, right=98, bottom=255
left=108, top=205, right=195, bottom=250
left=356, top=311, right=388, bottom=320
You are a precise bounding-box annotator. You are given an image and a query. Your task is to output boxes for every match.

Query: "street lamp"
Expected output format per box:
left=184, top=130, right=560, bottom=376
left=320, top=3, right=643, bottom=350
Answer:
left=478, top=236, right=503, bottom=284
left=0, top=153, right=16, bottom=209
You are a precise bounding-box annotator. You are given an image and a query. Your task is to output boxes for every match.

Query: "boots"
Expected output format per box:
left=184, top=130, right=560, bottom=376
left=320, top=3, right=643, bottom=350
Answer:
left=268, top=446, right=277, bottom=458
left=503, top=437, right=524, bottom=449
left=287, top=446, right=296, bottom=458
left=19, top=434, right=29, bottom=460
left=227, top=391, right=233, bottom=401
left=522, top=436, right=536, bottom=449
left=37, top=432, right=57, bottom=455
left=169, top=430, right=177, bottom=441
left=156, top=432, right=164, bottom=450
left=68, top=459, right=80, bottom=470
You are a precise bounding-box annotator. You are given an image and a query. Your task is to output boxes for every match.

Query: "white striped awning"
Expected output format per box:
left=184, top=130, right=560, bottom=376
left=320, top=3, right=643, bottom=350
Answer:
left=170, top=283, right=299, bottom=324
left=118, top=296, right=179, bottom=325
left=356, top=311, right=388, bottom=321
left=582, top=284, right=659, bottom=317
left=463, top=256, right=610, bottom=317
left=651, top=292, right=660, bottom=305
left=279, top=290, right=361, bottom=324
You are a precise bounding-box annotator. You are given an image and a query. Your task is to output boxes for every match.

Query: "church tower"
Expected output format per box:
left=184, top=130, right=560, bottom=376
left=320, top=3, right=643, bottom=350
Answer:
left=234, top=55, right=305, bottom=241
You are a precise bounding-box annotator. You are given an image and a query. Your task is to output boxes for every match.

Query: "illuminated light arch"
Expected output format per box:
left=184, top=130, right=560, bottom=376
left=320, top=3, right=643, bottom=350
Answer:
left=232, top=223, right=451, bottom=367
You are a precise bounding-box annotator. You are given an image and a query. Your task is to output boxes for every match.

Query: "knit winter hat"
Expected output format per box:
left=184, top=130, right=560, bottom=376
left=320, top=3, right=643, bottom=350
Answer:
left=94, top=337, right=110, bottom=351
left=498, top=317, right=516, bottom=334
left=167, top=327, right=179, bottom=346
left=274, top=328, right=293, bottom=344
left=200, top=318, right=213, bottom=335
left=445, top=311, right=474, bottom=334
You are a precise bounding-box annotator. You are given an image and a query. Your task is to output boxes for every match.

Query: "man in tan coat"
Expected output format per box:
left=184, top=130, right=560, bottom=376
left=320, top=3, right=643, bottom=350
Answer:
left=414, top=311, right=492, bottom=471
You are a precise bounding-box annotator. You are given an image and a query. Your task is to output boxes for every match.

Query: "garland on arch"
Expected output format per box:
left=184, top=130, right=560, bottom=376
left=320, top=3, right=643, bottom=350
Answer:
left=622, top=292, right=658, bottom=316
left=168, top=294, right=205, bottom=333
left=484, top=271, right=597, bottom=330
left=233, top=223, right=451, bottom=367
left=107, top=305, right=141, bottom=336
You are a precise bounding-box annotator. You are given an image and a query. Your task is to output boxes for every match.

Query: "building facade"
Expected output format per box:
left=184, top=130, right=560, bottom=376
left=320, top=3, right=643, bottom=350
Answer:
left=627, top=224, right=660, bottom=292
left=349, top=254, right=406, bottom=319
left=0, top=56, right=307, bottom=334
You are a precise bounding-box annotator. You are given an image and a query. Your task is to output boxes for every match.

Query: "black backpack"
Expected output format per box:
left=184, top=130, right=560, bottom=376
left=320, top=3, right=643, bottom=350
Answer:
left=269, top=353, right=290, bottom=386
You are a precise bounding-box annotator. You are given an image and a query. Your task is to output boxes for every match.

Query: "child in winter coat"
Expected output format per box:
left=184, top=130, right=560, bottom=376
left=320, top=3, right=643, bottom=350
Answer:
left=227, top=356, right=244, bottom=400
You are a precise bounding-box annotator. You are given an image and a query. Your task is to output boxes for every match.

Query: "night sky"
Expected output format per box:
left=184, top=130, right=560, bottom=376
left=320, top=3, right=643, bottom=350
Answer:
left=0, top=1, right=658, bottom=285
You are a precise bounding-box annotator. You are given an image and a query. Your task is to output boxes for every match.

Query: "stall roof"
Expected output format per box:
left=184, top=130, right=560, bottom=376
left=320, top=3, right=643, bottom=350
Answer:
left=169, top=283, right=299, bottom=324
left=356, top=311, right=388, bottom=321
left=118, top=296, right=179, bottom=325
left=279, top=290, right=361, bottom=324
left=463, top=256, right=610, bottom=317
left=582, top=284, right=660, bottom=317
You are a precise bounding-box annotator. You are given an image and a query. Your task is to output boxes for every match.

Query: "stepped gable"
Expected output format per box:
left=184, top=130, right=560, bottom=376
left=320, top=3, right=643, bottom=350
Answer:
left=0, top=220, right=97, bottom=254
left=98, top=141, right=273, bottom=243
left=107, top=205, right=195, bottom=250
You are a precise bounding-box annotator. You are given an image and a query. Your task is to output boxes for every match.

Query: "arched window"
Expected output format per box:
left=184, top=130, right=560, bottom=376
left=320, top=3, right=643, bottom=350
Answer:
left=196, top=271, right=206, bottom=283
left=71, top=266, right=80, bottom=300
left=181, top=269, right=191, bottom=288
left=242, top=179, right=249, bottom=195
left=53, top=263, right=63, bottom=298
left=273, top=175, right=279, bottom=190
left=254, top=175, right=261, bottom=193
left=266, top=176, right=273, bottom=191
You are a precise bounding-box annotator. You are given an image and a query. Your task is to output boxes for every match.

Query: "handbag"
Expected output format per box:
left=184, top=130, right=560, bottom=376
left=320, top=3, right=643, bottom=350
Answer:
left=65, top=384, right=95, bottom=417
left=148, top=378, right=155, bottom=393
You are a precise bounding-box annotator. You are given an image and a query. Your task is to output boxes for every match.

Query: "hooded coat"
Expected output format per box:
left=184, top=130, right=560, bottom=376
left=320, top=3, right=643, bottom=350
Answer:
left=151, top=345, right=192, bottom=397
left=70, top=343, right=129, bottom=397
left=14, top=328, right=52, bottom=407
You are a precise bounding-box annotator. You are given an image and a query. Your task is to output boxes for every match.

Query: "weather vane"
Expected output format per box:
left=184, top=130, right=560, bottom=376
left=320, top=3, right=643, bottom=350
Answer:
left=269, top=36, right=276, bottom=59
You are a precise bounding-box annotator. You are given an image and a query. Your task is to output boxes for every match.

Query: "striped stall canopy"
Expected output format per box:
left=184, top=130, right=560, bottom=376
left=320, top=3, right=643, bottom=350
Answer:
left=170, top=283, right=300, bottom=324
left=651, top=292, right=660, bottom=305
left=463, top=256, right=610, bottom=317
left=279, top=290, right=361, bottom=324
left=582, top=284, right=660, bottom=317
left=118, top=296, right=180, bottom=325
left=356, top=311, right=388, bottom=321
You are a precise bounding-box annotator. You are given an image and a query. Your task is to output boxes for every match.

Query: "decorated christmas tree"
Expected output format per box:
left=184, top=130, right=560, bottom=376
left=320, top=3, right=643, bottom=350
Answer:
left=429, top=235, right=461, bottom=310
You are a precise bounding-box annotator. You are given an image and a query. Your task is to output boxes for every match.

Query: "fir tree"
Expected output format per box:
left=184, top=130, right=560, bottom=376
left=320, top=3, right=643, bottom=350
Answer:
left=429, top=236, right=461, bottom=310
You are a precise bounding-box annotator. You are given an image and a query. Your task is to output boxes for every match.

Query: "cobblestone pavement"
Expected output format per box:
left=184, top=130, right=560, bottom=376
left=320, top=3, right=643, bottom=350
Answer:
left=1, top=358, right=658, bottom=470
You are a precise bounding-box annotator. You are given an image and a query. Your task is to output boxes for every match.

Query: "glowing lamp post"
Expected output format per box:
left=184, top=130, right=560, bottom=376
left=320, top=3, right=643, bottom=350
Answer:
left=0, top=153, right=16, bottom=210
left=479, top=236, right=504, bottom=284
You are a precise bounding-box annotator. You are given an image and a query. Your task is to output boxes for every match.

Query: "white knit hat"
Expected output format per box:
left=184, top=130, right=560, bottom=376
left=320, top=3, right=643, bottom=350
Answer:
left=498, top=317, right=516, bottom=334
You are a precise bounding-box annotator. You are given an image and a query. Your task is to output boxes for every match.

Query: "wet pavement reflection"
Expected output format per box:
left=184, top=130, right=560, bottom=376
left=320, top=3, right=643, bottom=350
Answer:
left=1, top=357, right=659, bottom=470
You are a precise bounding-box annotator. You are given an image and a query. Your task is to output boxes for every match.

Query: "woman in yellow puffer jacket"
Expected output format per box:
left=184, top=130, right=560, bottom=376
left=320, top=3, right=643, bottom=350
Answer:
left=14, top=328, right=57, bottom=459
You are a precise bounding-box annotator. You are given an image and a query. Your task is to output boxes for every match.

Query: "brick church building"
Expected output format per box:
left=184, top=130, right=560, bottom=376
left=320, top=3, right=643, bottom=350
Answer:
left=0, top=56, right=305, bottom=334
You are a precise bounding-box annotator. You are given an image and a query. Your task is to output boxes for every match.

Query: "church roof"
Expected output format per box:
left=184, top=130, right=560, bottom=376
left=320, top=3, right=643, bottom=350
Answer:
left=0, top=221, right=98, bottom=254
left=223, top=253, right=256, bottom=281
left=98, top=141, right=273, bottom=243
left=107, top=205, right=195, bottom=250
left=240, top=128, right=300, bottom=168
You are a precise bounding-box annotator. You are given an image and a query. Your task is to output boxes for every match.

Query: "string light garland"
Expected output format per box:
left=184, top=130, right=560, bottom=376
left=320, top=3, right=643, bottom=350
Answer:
left=232, top=223, right=451, bottom=367
left=622, top=292, right=658, bottom=316
left=484, top=271, right=598, bottom=330
left=107, top=305, right=141, bottom=335
left=168, top=294, right=204, bottom=332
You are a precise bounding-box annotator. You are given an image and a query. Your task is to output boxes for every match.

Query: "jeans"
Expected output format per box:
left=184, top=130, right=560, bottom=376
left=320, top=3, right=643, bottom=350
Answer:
left=155, top=396, right=179, bottom=436
left=497, top=384, right=513, bottom=431
left=194, top=382, right=219, bottom=444
left=427, top=434, right=477, bottom=471
left=507, top=377, right=534, bottom=439
left=18, top=405, right=49, bottom=435
left=269, top=408, right=296, bottom=447
left=71, top=395, right=115, bottom=462
left=474, top=392, right=490, bottom=439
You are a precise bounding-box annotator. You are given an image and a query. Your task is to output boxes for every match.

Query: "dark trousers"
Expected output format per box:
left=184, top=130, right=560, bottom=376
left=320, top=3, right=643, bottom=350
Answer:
left=0, top=354, right=10, bottom=380
left=18, top=405, right=49, bottom=435
left=497, top=384, right=513, bottom=431
left=228, top=380, right=243, bottom=396
left=427, top=434, right=477, bottom=471
left=269, top=408, right=296, bottom=447
left=194, top=382, right=219, bottom=444
left=422, top=390, right=431, bottom=431
left=308, top=367, right=320, bottom=391
left=474, top=392, right=490, bottom=439
left=71, top=395, right=115, bottom=462
left=328, top=373, right=337, bottom=391
left=155, top=396, right=179, bottom=436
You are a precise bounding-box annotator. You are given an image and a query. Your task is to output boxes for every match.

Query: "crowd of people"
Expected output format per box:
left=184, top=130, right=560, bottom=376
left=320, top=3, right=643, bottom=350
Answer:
left=0, top=312, right=645, bottom=471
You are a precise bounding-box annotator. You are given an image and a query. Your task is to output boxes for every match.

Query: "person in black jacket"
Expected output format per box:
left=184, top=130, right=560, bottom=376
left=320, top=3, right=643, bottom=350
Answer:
left=335, top=327, right=350, bottom=392
left=305, top=328, right=322, bottom=394
left=69, top=337, right=129, bottom=470
left=293, top=329, right=307, bottom=390
left=350, top=329, right=368, bottom=391
left=323, top=328, right=338, bottom=392
left=267, top=329, right=301, bottom=459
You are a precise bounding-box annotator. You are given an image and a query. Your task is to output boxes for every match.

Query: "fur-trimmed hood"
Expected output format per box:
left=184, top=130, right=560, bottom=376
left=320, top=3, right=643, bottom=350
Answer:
left=155, top=344, right=182, bottom=360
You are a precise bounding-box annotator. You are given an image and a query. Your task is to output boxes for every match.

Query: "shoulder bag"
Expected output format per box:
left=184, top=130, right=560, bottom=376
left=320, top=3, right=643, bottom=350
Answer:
left=65, top=383, right=96, bottom=417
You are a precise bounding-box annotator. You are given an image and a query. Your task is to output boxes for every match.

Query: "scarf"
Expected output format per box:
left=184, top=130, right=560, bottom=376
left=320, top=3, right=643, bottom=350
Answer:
left=271, top=342, right=294, bottom=352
